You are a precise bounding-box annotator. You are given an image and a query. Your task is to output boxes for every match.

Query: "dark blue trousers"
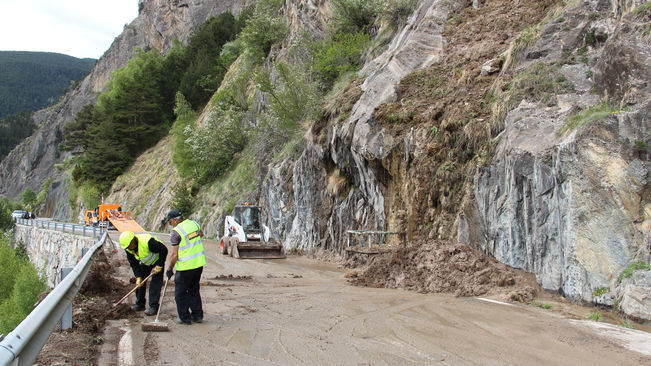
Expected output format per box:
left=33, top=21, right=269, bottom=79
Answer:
left=174, top=266, right=203, bottom=323
left=135, top=265, right=164, bottom=310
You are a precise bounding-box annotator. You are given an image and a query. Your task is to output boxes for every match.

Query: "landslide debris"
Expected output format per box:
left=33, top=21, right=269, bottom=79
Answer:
left=35, top=250, right=138, bottom=365
left=346, top=240, right=540, bottom=302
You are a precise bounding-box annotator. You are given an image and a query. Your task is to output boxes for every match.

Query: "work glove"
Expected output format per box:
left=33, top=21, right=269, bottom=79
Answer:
left=166, top=269, right=174, bottom=280
left=152, top=265, right=163, bottom=274
left=136, top=277, right=143, bottom=287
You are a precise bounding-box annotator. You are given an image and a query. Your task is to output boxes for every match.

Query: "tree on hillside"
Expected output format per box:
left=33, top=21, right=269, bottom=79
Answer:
left=178, top=12, right=242, bottom=109
left=63, top=104, right=96, bottom=151
left=100, top=49, right=169, bottom=156
left=21, top=187, right=36, bottom=209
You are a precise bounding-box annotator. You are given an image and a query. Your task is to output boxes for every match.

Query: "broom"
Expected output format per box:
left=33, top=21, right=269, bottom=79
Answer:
left=142, top=276, right=171, bottom=332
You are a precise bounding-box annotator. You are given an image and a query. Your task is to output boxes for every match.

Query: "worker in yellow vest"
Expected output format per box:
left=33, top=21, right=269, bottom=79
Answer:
left=119, top=231, right=168, bottom=315
left=165, top=210, right=206, bottom=325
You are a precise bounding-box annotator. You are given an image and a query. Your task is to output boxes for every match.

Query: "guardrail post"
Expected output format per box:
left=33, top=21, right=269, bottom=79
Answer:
left=59, top=268, right=73, bottom=331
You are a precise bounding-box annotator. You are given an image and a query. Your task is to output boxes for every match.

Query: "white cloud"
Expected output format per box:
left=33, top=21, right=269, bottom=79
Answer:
left=0, top=0, right=138, bottom=59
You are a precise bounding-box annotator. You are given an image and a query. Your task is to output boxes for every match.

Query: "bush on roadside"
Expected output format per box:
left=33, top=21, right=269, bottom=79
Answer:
left=0, top=199, right=13, bottom=230
left=0, top=236, right=47, bottom=335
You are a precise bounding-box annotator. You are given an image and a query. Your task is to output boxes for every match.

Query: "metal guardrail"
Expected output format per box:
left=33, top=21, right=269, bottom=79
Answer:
left=0, top=231, right=108, bottom=366
left=15, top=218, right=104, bottom=238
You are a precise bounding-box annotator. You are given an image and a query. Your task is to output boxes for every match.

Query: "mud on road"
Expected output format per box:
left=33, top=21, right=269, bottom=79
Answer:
left=35, top=234, right=649, bottom=365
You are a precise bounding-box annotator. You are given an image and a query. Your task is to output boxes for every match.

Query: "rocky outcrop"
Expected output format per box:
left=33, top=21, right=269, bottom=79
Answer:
left=616, top=270, right=651, bottom=321
left=466, top=0, right=649, bottom=312
left=0, top=0, right=252, bottom=219
left=260, top=0, right=461, bottom=251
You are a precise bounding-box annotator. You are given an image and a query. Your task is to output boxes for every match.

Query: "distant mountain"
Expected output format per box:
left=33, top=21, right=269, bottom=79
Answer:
left=0, top=51, right=96, bottom=119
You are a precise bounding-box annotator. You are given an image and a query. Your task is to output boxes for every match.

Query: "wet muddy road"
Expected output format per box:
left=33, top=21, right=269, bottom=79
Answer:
left=102, top=234, right=650, bottom=365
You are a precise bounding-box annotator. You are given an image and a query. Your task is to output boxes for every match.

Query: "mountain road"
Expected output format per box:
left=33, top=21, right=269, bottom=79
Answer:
left=98, top=232, right=650, bottom=365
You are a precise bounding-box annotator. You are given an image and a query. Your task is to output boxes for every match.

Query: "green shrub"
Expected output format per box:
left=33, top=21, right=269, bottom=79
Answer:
left=618, top=261, right=650, bottom=283
left=529, top=301, right=552, bottom=309
left=558, top=100, right=618, bottom=136
left=380, top=0, right=419, bottom=28
left=79, top=183, right=101, bottom=209
left=588, top=312, right=602, bottom=321
left=181, top=109, right=247, bottom=185
left=239, top=0, right=288, bottom=60
left=21, top=187, right=36, bottom=209
left=311, top=32, right=370, bottom=88
left=504, top=62, right=574, bottom=112
left=171, top=182, right=194, bottom=218
left=171, top=92, right=198, bottom=179
left=632, top=2, right=651, bottom=17
left=255, top=61, right=321, bottom=144
left=0, top=199, right=14, bottom=230
left=329, top=0, right=381, bottom=35
left=35, top=178, right=52, bottom=207
left=0, top=237, right=47, bottom=335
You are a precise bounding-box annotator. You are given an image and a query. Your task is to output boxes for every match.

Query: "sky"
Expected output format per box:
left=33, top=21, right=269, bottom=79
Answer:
left=0, top=0, right=139, bottom=59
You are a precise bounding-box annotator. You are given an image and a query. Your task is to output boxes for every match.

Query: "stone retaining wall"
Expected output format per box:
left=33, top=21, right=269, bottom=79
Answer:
left=13, top=224, right=101, bottom=288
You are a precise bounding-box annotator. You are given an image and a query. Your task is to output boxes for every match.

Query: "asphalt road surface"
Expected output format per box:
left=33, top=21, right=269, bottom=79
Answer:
left=99, top=232, right=650, bottom=366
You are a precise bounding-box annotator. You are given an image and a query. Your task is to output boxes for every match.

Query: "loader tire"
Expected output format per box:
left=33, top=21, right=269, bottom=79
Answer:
left=220, top=237, right=229, bottom=255
left=227, top=238, right=234, bottom=257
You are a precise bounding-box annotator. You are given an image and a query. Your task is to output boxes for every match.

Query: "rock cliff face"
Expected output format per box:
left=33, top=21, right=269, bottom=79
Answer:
left=0, top=0, right=251, bottom=218
left=257, top=0, right=649, bottom=318
left=467, top=0, right=649, bottom=313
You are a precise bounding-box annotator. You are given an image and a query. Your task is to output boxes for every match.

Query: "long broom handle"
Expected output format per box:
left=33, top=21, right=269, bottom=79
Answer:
left=113, top=271, right=157, bottom=307
left=154, top=277, right=171, bottom=322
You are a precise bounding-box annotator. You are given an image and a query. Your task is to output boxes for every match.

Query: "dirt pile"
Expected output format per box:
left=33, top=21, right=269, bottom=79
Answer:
left=347, top=240, right=541, bottom=302
left=35, top=250, right=137, bottom=365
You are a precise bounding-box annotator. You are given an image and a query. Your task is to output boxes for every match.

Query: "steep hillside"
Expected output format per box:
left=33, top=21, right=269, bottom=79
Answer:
left=0, top=0, right=254, bottom=218
left=0, top=51, right=95, bottom=119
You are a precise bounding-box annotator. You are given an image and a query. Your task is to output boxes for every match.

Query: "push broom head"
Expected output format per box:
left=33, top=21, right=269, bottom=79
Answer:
left=142, top=320, right=169, bottom=332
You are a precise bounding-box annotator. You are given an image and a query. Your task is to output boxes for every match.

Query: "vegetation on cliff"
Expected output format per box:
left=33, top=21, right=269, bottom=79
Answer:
left=63, top=11, right=249, bottom=196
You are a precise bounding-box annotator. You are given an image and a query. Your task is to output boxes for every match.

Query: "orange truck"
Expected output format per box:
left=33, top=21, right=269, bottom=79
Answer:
left=84, top=210, right=99, bottom=226
left=84, top=204, right=145, bottom=233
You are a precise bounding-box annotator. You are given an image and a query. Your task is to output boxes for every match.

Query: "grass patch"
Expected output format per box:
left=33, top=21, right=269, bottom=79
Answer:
left=557, top=101, right=618, bottom=136
left=494, top=62, right=574, bottom=125
left=633, top=2, right=651, bottom=17
left=588, top=312, right=602, bottom=321
left=530, top=301, right=552, bottom=309
left=618, top=261, right=651, bottom=283
left=621, top=321, right=634, bottom=329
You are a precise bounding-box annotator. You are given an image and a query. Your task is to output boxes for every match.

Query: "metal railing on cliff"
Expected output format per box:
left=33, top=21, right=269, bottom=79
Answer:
left=0, top=231, right=108, bottom=366
left=14, top=218, right=104, bottom=238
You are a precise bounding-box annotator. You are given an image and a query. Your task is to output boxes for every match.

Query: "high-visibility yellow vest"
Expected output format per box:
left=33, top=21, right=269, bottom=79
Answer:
left=173, top=219, right=206, bottom=271
left=125, top=233, right=160, bottom=266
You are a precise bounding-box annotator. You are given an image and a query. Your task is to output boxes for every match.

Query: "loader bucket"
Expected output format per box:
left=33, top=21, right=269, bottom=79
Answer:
left=231, top=241, right=286, bottom=259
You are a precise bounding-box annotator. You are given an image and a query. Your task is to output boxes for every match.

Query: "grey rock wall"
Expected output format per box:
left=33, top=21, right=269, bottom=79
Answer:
left=466, top=1, right=649, bottom=317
